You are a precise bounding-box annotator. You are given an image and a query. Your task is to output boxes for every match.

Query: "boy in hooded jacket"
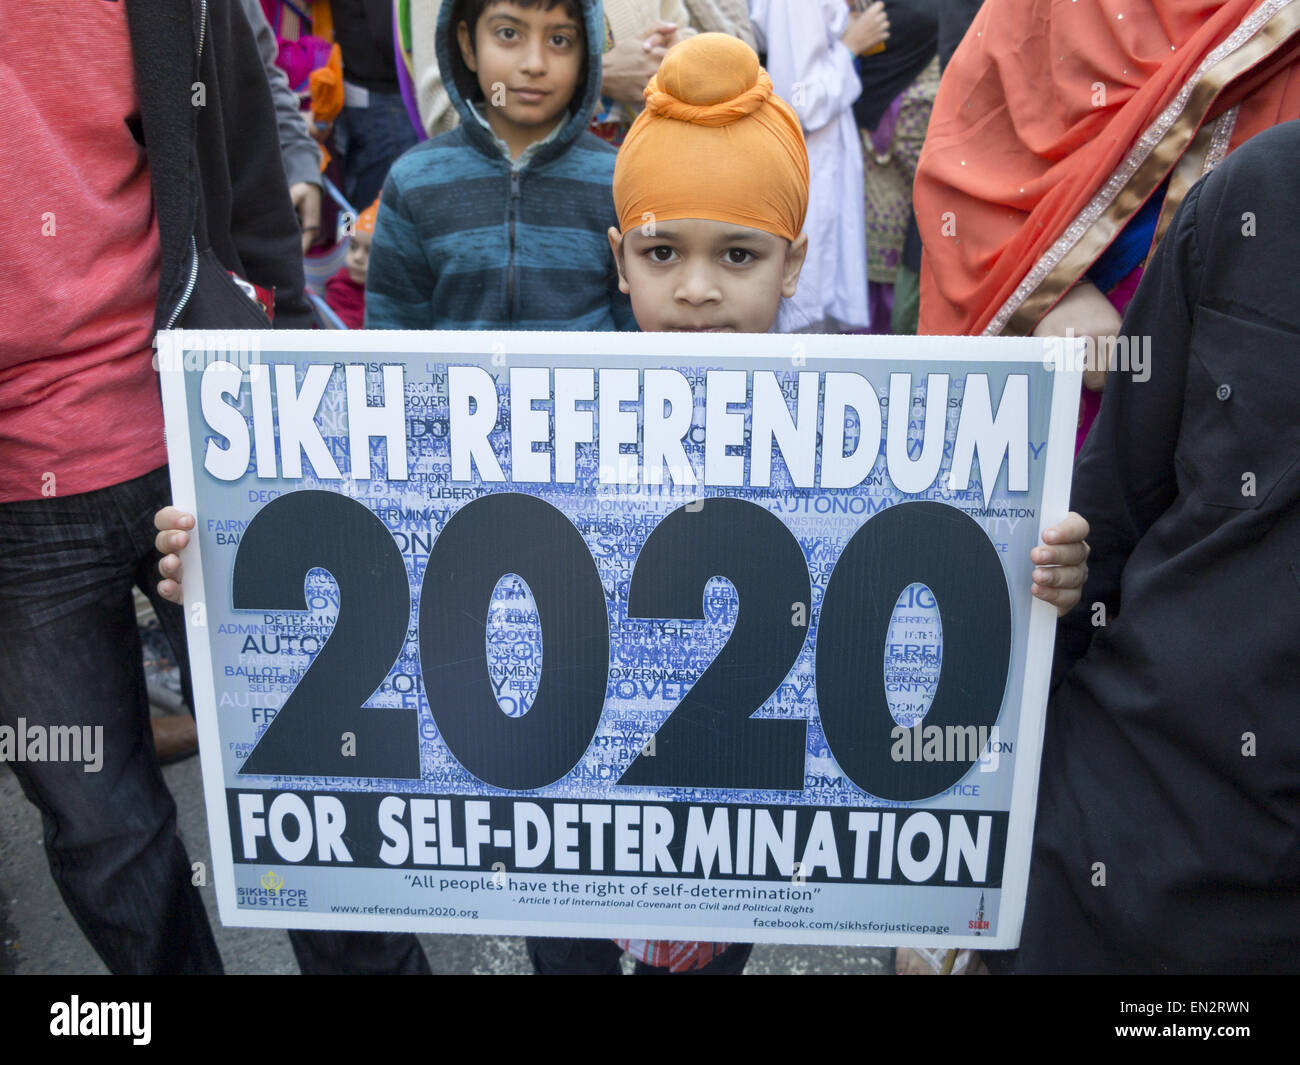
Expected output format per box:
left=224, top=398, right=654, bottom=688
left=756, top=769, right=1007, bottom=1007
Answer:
left=365, top=0, right=636, bottom=331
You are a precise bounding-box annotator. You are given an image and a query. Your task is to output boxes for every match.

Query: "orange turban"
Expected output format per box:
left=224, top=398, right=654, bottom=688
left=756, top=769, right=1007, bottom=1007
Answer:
left=355, top=194, right=381, bottom=236
left=613, top=33, right=809, bottom=243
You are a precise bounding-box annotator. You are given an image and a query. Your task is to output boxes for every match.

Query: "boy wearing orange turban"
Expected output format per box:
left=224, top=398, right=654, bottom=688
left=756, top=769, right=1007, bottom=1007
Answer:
left=324, top=194, right=381, bottom=330
left=607, top=33, right=811, bottom=335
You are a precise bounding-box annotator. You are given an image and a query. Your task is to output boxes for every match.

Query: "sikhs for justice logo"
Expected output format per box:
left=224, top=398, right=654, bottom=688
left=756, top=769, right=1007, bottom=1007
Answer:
left=237, top=869, right=308, bottom=908
left=969, top=891, right=989, bottom=934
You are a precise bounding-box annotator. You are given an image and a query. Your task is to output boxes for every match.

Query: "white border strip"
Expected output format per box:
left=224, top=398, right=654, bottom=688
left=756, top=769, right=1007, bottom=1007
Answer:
left=994, top=336, right=1084, bottom=946
left=159, top=335, right=241, bottom=927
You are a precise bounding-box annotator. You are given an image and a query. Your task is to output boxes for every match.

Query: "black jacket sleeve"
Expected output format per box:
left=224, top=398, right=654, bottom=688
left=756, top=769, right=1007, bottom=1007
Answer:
left=1052, top=178, right=1203, bottom=685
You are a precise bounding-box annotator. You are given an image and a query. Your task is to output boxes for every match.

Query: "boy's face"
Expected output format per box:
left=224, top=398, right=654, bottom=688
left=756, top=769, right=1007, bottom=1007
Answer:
left=345, top=229, right=372, bottom=285
left=608, top=219, right=809, bottom=333
left=458, top=3, right=584, bottom=154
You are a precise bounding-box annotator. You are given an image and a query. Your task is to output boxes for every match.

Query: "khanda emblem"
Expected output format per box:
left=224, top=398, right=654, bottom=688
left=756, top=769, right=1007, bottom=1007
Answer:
left=260, top=869, right=284, bottom=894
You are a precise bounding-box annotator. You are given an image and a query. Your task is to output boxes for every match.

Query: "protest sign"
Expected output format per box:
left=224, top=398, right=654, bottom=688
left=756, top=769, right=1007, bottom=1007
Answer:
left=159, top=330, right=1079, bottom=948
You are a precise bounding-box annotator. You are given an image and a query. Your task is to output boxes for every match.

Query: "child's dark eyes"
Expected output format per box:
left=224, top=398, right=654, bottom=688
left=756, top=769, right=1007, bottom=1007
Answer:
left=492, top=27, right=574, bottom=48
left=642, top=247, right=756, bottom=265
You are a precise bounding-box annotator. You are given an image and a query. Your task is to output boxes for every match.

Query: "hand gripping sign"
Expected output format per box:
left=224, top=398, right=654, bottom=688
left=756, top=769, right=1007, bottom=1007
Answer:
left=159, top=330, right=1079, bottom=948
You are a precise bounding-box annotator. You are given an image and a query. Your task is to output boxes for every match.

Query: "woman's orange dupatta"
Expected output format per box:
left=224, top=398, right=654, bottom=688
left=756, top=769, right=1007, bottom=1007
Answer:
left=915, top=0, right=1300, bottom=336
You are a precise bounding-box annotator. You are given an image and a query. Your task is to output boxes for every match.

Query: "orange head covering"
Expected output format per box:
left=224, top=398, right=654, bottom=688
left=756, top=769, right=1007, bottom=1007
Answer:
left=613, top=33, right=809, bottom=243
left=915, top=0, right=1300, bottom=336
left=354, top=194, right=381, bottom=236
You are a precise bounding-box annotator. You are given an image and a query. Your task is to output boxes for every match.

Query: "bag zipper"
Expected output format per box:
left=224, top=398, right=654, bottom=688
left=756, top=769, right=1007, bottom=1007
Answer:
left=166, top=235, right=200, bottom=329
left=506, top=167, right=521, bottom=323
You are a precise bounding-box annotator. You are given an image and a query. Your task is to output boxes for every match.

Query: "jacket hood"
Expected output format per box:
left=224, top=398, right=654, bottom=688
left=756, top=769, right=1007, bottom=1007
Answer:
left=436, top=0, right=607, bottom=166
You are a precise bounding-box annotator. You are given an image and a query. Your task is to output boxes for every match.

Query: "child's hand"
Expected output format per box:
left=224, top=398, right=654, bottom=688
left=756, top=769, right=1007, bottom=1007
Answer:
left=1031, top=512, right=1090, bottom=616
left=153, top=507, right=195, bottom=605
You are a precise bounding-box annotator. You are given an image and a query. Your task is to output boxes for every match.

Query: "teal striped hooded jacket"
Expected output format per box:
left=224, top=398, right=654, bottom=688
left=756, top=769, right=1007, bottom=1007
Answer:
left=365, top=0, right=637, bottom=331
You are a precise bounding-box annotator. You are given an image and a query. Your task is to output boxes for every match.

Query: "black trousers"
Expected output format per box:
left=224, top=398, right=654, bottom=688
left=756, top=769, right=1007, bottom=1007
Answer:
left=0, top=466, right=427, bottom=975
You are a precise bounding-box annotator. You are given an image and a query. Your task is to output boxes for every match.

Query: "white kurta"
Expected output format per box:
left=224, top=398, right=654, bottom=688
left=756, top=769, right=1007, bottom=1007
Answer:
left=749, top=0, right=869, bottom=332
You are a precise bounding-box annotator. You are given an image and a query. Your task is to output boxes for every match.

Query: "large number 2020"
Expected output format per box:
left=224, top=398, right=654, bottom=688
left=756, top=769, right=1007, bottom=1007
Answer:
left=231, top=493, right=1010, bottom=801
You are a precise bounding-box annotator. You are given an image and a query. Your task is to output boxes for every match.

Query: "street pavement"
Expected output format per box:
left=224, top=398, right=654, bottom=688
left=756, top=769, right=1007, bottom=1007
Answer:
left=0, top=738, right=890, bottom=975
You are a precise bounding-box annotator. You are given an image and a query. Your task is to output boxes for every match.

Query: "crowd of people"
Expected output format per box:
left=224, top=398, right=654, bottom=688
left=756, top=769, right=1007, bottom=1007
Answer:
left=2, top=0, right=1297, bottom=976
